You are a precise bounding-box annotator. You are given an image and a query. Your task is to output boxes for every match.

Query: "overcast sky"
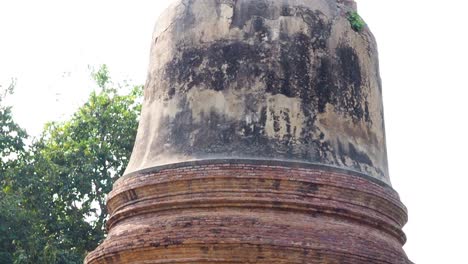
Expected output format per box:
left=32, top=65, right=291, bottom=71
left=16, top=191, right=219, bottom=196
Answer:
left=1, top=0, right=467, bottom=263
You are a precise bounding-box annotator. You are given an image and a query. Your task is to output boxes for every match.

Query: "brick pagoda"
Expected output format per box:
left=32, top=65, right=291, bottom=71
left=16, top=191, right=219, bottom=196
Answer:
left=86, top=0, right=412, bottom=263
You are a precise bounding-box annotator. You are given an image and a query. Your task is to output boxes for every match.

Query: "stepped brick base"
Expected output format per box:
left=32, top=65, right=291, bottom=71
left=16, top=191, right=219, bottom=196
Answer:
left=85, top=160, right=411, bottom=264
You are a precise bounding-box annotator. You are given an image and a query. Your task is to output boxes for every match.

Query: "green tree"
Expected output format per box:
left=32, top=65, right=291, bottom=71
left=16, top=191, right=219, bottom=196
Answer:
left=5, top=65, right=142, bottom=263
left=0, top=79, right=27, bottom=178
left=0, top=80, right=30, bottom=264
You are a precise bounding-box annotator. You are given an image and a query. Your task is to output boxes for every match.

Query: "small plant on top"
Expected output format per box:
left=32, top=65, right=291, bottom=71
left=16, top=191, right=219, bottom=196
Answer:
left=347, top=11, right=366, bottom=32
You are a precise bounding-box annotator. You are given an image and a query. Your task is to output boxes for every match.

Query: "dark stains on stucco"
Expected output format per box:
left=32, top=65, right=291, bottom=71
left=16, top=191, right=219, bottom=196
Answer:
left=336, top=46, right=367, bottom=121
left=138, top=0, right=386, bottom=180
left=166, top=41, right=266, bottom=96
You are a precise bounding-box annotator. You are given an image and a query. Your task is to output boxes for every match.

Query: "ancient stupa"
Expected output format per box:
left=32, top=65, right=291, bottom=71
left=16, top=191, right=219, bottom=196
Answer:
left=86, top=0, right=411, bottom=263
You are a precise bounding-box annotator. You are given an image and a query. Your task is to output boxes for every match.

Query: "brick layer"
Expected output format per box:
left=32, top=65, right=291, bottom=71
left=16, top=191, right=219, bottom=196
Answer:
left=85, top=161, right=411, bottom=264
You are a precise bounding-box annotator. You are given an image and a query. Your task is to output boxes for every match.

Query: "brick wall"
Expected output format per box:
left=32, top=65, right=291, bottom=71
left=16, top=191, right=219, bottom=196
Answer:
left=86, top=160, right=411, bottom=264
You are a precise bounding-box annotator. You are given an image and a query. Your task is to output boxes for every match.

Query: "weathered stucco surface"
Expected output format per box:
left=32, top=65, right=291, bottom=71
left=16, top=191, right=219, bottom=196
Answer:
left=126, top=0, right=390, bottom=184
left=86, top=1, right=412, bottom=263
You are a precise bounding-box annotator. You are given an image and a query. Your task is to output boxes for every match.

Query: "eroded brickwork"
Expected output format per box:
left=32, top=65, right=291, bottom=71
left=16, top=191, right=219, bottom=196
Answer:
left=86, top=161, right=411, bottom=264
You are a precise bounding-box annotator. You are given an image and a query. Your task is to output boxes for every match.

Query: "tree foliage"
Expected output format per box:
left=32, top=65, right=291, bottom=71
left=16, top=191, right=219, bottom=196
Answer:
left=0, top=79, right=27, bottom=176
left=0, top=66, right=142, bottom=263
left=0, top=79, right=30, bottom=264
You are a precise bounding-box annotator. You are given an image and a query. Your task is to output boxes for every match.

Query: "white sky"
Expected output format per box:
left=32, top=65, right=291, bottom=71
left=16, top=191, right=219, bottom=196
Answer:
left=1, top=0, right=467, bottom=263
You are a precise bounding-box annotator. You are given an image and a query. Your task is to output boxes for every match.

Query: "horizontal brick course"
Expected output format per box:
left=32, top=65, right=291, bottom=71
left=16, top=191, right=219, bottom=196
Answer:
left=85, top=161, right=411, bottom=264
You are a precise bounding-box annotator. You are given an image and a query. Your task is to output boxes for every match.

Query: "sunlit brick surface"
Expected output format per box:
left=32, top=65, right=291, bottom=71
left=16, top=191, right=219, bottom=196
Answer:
left=85, top=161, right=411, bottom=264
